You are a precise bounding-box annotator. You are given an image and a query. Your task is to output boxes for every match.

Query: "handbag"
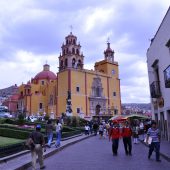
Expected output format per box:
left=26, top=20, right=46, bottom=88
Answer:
left=144, top=136, right=152, bottom=145
left=25, top=138, right=35, bottom=150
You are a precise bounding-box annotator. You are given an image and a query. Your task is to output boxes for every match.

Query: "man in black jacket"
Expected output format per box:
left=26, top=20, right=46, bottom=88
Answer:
left=30, top=124, right=46, bottom=170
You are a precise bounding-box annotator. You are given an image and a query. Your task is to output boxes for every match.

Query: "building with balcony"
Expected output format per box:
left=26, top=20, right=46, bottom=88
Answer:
left=18, top=32, right=121, bottom=120
left=147, top=7, right=170, bottom=141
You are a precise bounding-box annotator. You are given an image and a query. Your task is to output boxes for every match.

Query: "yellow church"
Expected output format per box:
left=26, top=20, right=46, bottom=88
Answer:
left=18, top=32, right=121, bottom=119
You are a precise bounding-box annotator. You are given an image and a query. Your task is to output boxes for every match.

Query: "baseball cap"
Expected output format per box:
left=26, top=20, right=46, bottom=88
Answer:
left=36, top=124, right=41, bottom=129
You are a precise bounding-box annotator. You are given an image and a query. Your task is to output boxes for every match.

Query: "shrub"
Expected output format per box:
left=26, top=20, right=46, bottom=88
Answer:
left=0, top=128, right=31, bottom=139
left=71, top=116, right=79, bottom=127
left=0, top=118, right=6, bottom=124
left=5, top=118, right=17, bottom=124
left=17, top=114, right=25, bottom=125
left=44, top=114, right=49, bottom=121
left=65, top=116, right=71, bottom=126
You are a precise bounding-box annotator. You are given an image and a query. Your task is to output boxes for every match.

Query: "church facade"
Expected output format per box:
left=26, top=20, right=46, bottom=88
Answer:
left=18, top=32, right=121, bottom=119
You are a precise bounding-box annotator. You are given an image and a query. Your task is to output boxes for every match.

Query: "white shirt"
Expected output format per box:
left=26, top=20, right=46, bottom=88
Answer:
left=85, top=125, right=90, bottom=131
left=56, top=123, right=62, bottom=132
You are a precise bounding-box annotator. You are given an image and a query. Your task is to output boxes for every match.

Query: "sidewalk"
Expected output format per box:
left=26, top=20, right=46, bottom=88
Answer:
left=139, top=135, right=170, bottom=162
left=0, top=134, right=93, bottom=170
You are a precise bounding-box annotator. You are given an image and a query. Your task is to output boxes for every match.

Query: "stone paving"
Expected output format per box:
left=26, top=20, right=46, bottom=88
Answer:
left=26, top=136, right=170, bottom=170
left=0, top=134, right=91, bottom=170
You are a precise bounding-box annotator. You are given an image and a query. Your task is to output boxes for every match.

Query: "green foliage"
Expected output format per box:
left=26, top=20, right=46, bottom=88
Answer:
left=0, top=136, right=24, bottom=147
left=71, top=116, right=79, bottom=127
left=79, top=118, right=88, bottom=127
left=0, top=118, right=6, bottom=124
left=65, top=116, right=71, bottom=126
left=0, top=128, right=31, bottom=139
left=6, top=118, right=17, bottom=124
left=44, top=114, right=49, bottom=121
left=17, top=114, right=25, bottom=125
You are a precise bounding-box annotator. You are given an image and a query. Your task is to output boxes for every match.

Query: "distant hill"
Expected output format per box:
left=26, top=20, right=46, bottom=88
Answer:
left=0, top=85, right=18, bottom=97
left=122, top=103, right=151, bottom=110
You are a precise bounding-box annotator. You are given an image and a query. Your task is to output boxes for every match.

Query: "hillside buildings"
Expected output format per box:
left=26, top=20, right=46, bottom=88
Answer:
left=147, top=7, right=170, bottom=141
left=18, top=32, right=121, bottom=120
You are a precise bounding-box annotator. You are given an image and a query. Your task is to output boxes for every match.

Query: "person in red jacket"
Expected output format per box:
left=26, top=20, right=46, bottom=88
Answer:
left=109, top=121, right=121, bottom=156
left=122, top=121, right=132, bottom=156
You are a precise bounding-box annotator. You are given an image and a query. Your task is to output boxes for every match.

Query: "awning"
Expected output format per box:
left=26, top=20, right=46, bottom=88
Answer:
left=124, top=114, right=151, bottom=120
left=110, top=115, right=127, bottom=122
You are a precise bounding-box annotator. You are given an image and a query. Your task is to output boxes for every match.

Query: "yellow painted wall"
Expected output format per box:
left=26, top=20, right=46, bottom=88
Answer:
left=71, top=70, right=86, bottom=116
left=57, top=71, right=68, bottom=116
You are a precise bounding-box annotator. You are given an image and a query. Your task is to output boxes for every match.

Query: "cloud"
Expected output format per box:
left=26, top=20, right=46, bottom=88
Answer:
left=0, top=0, right=169, bottom=104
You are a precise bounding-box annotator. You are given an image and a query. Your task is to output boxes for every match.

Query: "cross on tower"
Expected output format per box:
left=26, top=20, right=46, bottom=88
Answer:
left=107, top=37, right=110, bottom=43
left=70, top=25, right=73, bottom=33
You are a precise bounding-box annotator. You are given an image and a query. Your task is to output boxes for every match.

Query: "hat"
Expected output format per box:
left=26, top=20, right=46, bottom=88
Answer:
left=36, top=124, right=41, bottom=129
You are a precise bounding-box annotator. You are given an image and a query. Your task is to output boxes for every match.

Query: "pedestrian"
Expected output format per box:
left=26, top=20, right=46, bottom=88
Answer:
left=105, top=122, right=110, bottom=136
left=45, top=119, right=54, bottom=148
left=146, top=121, right=161, bottom=162
left=29, top=124, right=46, bottom=170
left=133, top=124, right=139, bottom=144
left=109, top=121, right=121, bottom=156
left=99, top=123, right=104, bottom=139
left=85, top=123, right=90, bottom=135
left=55, top=119, right=62, bottom=147
left=93, top=122, right=98, bottom=136
left=139, top=120, right=144, bottom=140
left=122, top=121, right=132, bottom=155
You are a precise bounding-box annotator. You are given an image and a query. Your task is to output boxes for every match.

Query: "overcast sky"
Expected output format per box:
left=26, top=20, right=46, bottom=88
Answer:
left=0, top=0, right=169, bottom=103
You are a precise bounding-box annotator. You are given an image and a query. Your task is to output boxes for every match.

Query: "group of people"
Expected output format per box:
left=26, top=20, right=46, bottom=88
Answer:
left=28, top=118, right=161, bottom=169
left=108, top=120, right=161, bottom=162
left=28, top=119, right=63, bottom=170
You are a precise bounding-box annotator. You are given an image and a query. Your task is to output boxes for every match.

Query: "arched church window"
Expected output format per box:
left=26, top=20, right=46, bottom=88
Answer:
left=73, top=39, right=76, bottom=45
left=76, top=49, right=79, bottom=55
left=66, top=40, right=68, bottom=45
left=78, top=59, right=82, bottom=68
left=66, top=48, right=69, bottom=54
left=72, top=58, right=76, bottom=67
left=63, top=49, right=65, bottom=55
left=72, top=48, right=75, bottom=54
left=60, top=60, right=63, bottom=68
left=65, top=58, right=68, bottom=67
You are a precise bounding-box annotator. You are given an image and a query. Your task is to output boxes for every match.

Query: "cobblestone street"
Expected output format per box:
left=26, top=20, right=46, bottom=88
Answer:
left=27, top=136, right=170, bottom=170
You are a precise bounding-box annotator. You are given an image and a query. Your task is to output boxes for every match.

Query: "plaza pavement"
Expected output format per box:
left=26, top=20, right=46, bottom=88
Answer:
left=0, top=134, right=170, bottom=170
left=25, top=136, right=170, bottom=170
left=0, top=134, right=92, bottom=170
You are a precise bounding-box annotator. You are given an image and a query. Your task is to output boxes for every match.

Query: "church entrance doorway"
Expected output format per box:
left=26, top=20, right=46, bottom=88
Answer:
left=96, top=105, right=101, bottom=115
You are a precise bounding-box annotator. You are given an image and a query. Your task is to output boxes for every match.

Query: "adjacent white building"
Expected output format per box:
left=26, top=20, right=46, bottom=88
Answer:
left=147, top=7, right=170, bottom=142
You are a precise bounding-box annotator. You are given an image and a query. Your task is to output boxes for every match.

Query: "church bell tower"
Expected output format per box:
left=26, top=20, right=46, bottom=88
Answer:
left=59, top=32, right=84, bottom=71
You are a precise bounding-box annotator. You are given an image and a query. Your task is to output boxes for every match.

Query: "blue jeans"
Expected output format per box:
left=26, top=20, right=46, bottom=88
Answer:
left=148, top=142, right=160, bottom=160
left=56, top=131, right=61, bottom=146
left=47, top=132, right=53, bottom=146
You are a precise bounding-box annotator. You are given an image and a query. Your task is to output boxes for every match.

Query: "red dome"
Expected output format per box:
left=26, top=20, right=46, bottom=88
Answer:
left=34, top=70, right=57, bottom=80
